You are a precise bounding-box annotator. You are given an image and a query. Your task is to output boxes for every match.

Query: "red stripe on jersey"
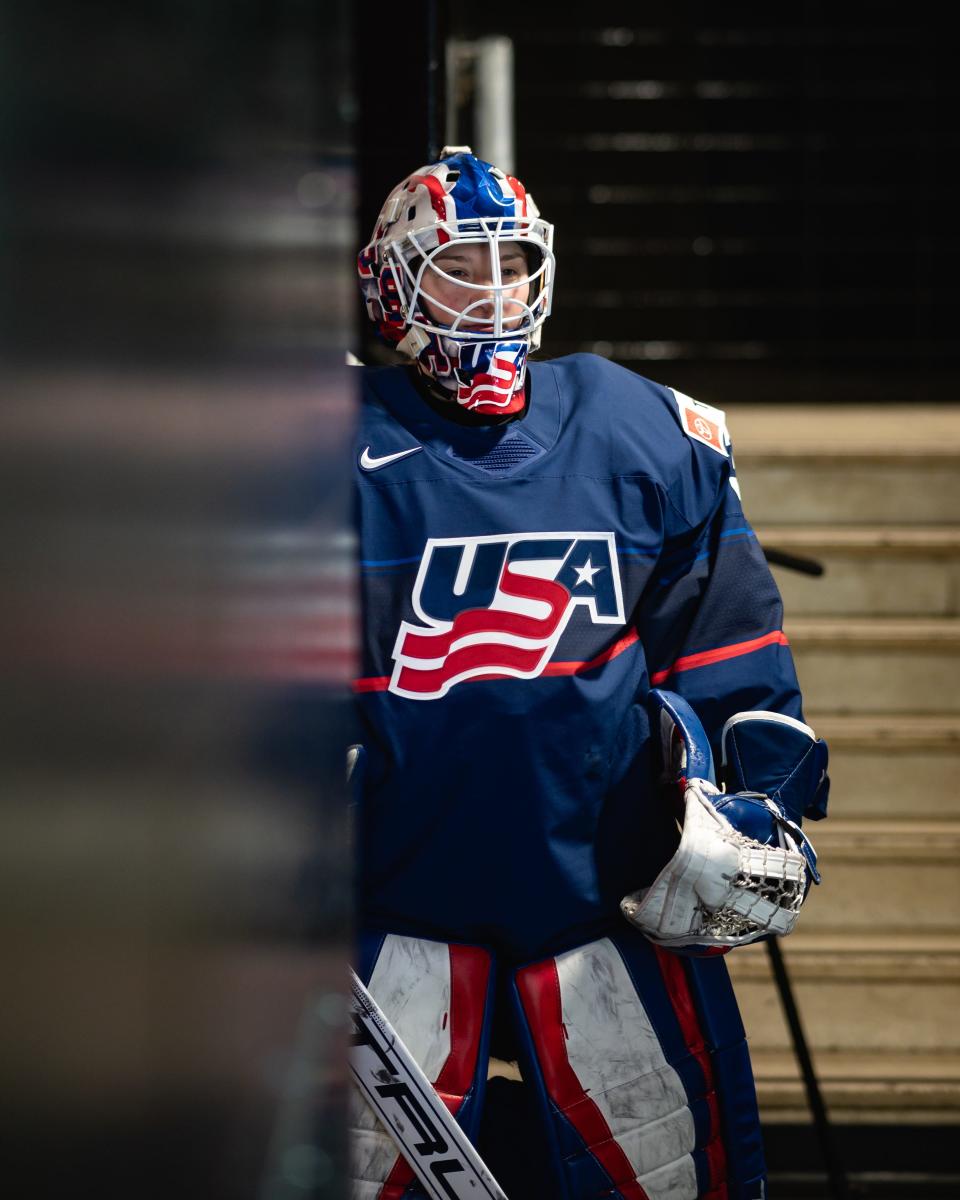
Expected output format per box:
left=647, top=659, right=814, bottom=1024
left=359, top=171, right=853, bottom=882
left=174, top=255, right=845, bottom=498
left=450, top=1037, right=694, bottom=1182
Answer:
left=650, top=630, right=789, bottom=686
left=377, top=944, right=492, bottom=1199
left=541, top=626, right=639, bottom=675
left=516, top=959, right=652, bottom=1200
left=654, top=946, right=728, bottom=1195
left=354, top=674, right=391, bottom=692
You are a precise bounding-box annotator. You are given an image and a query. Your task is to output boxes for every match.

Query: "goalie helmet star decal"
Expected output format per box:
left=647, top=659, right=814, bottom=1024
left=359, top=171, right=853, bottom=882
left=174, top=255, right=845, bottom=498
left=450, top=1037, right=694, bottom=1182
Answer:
left=389, top=532, right=625, bottom=699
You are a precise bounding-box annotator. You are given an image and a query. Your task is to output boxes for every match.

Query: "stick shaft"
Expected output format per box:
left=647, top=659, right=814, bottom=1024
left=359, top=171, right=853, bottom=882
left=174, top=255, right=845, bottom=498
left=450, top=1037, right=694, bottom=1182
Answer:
left=765, top=939, right=849, bottom=1199
left=349, top=969, right=508, bottom=1200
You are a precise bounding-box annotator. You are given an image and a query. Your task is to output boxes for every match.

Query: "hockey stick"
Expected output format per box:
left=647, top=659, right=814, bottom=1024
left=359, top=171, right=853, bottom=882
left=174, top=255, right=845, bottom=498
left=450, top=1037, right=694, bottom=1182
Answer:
left=755, top=547, right=847, bottom=1196
left=349, top=968, right=509, bottom=1200
left=766, top=919, right=850, bottom=1198
left=762, top=546, right=824, bottom=577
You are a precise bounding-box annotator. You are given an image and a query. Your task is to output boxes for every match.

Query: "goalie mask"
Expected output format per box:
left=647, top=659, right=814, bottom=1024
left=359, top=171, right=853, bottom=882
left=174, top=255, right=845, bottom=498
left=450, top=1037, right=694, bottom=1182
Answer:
left=357, top=147, right=555, bottom=416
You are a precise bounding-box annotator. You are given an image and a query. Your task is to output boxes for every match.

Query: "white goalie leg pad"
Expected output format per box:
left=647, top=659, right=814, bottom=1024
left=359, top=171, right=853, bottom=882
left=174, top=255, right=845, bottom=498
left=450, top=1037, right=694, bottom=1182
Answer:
left=621, top=778, right=815, bottom=950
left=349, top=933, right=493, bottom=1199
left=350, top=936, right=453, bottom=1197
left=550, top=940, right=699, bottom=1198
left=512, top=932, right=740, bottom=1199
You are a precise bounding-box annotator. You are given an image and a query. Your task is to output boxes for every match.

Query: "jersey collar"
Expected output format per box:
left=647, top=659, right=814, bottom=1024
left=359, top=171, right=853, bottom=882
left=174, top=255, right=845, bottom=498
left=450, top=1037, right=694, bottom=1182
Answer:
left=365, top=360, right=561, bottom=473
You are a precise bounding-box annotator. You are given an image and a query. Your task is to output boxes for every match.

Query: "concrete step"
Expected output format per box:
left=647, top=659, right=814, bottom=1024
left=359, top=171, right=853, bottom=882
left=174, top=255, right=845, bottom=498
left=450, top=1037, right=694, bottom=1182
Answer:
left=739, top=457, right=960, bottom=525
left=786, top=820, right=960, bottom=933
left=724, top=405, right=960, bottom=524
left=716, top=406, right=960, bottom=1130
left=748, top=1048, right=960, bottom=1125
left=785, top=618, right=960, bottom=712
left=758, top=526, right=960, bottom=617
left=728, top=932, right=960, bottom=1055
left=805, top=713, right=960, bottom=820
left=724, top=405, right=960, bottom=459
left=801, top=715, right=960, bottom=820
left=730, top=932, right=960, bottom=1123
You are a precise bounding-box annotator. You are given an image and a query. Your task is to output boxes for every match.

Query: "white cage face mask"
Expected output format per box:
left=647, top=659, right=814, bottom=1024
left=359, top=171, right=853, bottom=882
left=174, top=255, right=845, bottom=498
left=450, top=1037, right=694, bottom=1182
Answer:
left=386, top=217, right=555, bottom=344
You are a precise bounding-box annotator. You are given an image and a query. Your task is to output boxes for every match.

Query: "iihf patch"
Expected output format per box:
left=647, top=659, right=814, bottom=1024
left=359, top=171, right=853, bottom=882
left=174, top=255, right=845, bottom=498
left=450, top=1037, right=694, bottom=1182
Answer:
left=670, top=388, right=729, bottom=458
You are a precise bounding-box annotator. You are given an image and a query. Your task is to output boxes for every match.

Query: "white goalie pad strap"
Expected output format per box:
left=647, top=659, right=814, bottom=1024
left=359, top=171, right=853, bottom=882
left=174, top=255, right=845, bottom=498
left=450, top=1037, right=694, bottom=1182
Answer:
left=621, top=778, right=815, bottom=949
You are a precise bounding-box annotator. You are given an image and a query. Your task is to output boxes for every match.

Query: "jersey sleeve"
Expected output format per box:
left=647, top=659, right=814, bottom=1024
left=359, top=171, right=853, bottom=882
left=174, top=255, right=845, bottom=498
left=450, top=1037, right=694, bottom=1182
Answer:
left=636, top=413, right=829, bottom=823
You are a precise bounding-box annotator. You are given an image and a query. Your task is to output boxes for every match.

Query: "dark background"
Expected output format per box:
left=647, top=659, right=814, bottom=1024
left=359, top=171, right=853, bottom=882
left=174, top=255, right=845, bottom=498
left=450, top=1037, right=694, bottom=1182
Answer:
left=353, top=4, right=958, bottom=1195
left=360, top=2, right=956, bottom=406
left=1, top=3, right=955, bottom=1198
left=2, top=2, right=354, bottom=1197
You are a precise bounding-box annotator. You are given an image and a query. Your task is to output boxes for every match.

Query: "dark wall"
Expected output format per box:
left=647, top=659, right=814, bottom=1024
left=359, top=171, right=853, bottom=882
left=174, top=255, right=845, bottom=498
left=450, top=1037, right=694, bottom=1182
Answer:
left=354, top=0, right=448, bottom=365
left=449, top=3, right=956, bottom=404
left=1, top=4, right=355, bottom=1197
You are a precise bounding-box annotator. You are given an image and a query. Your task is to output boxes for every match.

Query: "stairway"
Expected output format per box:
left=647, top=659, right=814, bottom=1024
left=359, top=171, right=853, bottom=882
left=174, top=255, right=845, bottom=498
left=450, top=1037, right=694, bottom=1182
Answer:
left=722, top=404, right=960, bottom=1129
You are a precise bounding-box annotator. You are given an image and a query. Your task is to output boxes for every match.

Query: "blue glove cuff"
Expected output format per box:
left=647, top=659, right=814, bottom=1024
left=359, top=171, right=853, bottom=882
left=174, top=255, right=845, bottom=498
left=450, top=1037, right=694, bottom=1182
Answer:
left=722, top=711, right=829, bottom=824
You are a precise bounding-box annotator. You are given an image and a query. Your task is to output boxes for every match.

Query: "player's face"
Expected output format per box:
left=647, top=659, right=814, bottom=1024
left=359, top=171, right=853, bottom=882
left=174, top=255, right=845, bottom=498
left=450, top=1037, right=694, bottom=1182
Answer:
left=419, top=242, right=532, bottom=333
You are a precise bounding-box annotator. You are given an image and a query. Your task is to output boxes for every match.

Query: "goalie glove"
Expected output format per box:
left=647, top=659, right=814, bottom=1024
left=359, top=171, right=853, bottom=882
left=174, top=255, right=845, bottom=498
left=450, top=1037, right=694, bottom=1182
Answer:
left=620, top=689, right=820, bottom=952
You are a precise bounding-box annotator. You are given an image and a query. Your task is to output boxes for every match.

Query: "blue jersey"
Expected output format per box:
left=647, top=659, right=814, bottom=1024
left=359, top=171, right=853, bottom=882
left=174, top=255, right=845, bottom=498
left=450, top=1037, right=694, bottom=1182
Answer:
left=354, top=353, right=812, bottom=959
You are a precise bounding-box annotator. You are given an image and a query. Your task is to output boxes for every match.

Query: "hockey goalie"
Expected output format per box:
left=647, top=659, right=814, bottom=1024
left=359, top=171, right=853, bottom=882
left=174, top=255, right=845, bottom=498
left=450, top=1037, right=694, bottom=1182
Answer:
left=349, top=147, right=829, bottom=1199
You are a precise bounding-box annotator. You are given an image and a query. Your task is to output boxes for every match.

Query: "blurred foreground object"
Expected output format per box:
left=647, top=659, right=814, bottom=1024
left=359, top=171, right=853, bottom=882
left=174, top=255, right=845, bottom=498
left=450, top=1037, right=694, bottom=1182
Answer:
left=0, top=3, right=355, bottom=1197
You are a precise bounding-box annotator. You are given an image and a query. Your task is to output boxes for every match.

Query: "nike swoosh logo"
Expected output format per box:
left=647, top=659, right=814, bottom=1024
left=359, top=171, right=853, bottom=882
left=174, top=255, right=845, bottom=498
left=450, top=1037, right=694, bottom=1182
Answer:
left=359, top=445, right=423, bottom=471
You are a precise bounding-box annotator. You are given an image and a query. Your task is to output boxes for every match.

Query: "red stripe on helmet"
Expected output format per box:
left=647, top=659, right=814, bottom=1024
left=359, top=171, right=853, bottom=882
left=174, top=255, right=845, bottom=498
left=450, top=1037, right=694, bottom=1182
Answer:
left=505, top=174, right=528, bottom=216
left=407, top=172, right=450, bottom=223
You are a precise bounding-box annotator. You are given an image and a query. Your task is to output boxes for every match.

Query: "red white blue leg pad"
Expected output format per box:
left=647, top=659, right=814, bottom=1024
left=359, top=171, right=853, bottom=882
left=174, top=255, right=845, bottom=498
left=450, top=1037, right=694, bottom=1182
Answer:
left=350, top=932, right=495, bottom=1200
left=511, top=928, right=767, bottom=1200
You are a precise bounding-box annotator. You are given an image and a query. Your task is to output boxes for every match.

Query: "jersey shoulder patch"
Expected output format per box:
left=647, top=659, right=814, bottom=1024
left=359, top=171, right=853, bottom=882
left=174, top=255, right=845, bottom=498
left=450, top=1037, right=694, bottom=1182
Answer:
left=669, top=388, right=729, bottom=458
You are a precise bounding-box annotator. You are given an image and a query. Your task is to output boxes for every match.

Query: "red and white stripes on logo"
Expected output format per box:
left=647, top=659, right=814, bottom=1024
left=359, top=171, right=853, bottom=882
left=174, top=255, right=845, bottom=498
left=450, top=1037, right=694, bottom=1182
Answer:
left=392, top=562, right=571, bottom=697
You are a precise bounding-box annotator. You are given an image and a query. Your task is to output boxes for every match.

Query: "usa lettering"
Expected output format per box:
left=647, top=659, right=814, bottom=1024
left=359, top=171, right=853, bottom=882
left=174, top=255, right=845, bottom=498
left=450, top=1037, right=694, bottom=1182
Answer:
left=390, top=532, right=625, bottom=700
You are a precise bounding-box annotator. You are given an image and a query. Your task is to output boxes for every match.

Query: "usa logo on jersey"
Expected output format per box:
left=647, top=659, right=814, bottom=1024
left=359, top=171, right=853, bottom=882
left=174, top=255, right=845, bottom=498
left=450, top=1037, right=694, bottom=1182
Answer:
left=390, top=532, right=625, bottom=700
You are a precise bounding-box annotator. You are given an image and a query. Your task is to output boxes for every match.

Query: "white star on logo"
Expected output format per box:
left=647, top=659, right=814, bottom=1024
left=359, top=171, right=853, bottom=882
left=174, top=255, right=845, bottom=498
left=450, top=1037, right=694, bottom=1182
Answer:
left=573, top=557, right=603, bottom=587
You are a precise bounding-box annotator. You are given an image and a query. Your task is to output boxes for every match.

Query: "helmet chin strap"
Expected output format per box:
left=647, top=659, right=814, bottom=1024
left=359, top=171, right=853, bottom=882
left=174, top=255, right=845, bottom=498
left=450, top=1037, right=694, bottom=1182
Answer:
left=396, top=325, right=431, bottom=359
